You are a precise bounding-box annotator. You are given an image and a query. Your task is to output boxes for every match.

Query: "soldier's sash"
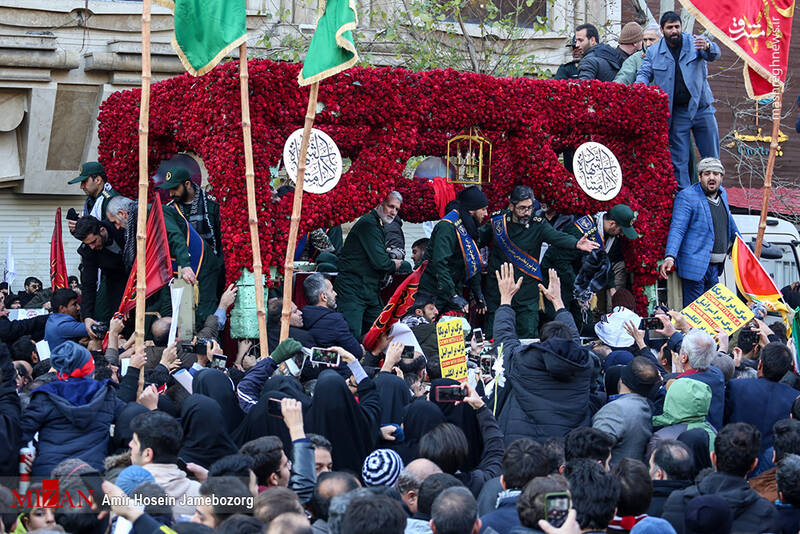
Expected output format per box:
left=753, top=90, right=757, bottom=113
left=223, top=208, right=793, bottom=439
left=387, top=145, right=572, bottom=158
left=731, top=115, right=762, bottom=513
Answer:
left=169, top=204, right=205, bottom=276
left=491, top=214, right=542, bottom=281
left=573, top=215, right=604, bottom=247
left=442, top=210, right=482, bottom=280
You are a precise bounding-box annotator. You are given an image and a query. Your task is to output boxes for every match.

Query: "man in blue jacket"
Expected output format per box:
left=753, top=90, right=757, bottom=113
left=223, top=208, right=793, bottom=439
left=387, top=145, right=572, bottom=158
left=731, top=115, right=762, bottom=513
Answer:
left=660, top=158, right=738, bottom=306
left=636, top=11, right=721, bottom=189
left=725, top=342, right=800, bottom=477
left=300, top=273, right=363, bottom=358
left=44, top=289, right=96, bottom=349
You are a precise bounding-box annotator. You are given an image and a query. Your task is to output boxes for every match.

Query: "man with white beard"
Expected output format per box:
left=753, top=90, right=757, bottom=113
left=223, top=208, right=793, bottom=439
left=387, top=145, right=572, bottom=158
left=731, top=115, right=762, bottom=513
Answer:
left=334, top=192, right=404, bottom=338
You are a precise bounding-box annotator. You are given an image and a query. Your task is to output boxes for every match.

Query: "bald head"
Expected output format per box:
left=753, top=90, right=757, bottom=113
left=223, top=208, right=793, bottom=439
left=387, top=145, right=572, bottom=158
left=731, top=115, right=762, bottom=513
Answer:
left=151, top=317, right=172, bottom=347
left=396, top=458, right=443, bottom=514
left=312, top=472, right=360, bottom=522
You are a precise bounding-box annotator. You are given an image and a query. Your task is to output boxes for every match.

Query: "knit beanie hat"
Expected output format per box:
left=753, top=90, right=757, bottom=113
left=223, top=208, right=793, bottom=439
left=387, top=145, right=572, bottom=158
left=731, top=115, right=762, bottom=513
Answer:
left=271, top=338, right=303, bottom=364
left=458, top=186, right=489, bottom=211
left=361, top=449, right=404, bottom=487
left=115, top=465, right=156, bottom=495
left=51, top=340, right=95, bottom=380
left=684, top=495, right=733, bottom=534
left=619, top=22, right=644, bottom=44
left=630, top=517, right=677, bottom=534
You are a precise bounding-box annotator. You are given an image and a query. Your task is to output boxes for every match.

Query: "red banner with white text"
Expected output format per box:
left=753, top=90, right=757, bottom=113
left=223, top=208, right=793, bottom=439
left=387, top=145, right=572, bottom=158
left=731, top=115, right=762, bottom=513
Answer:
left=678, top=0, right=794, bottom=98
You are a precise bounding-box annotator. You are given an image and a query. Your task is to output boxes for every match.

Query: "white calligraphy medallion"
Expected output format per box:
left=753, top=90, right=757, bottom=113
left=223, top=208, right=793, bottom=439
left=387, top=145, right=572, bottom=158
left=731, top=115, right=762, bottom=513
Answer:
left=283, top=128, right=343, bottom=194
left=572, top=142, right=622, bottom=201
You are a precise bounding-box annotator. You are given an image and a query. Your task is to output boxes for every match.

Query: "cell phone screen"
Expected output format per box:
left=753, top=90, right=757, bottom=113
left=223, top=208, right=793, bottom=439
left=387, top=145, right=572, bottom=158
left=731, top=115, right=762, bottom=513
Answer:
left=212, top=354, right=227, bottom=370
left=401, top=345, right=416, bottom=359
left=545, top=493, right=570, bottom=528
left=310, top=347, right=340, bottom=366
left=267, top=398, right=283, bottom=418
left=434, top=385, right=465, bottom=402
left=639, top=317, right=662, bottom=330
left=473, top=329, right=484, bottom=344
left=79, top=472, right=109, bottom=510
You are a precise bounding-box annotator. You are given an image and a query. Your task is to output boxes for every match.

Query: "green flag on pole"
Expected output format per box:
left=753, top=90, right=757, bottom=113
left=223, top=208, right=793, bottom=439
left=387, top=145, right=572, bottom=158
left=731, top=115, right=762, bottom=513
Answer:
left=156, top=0, right=247, bottom=76
left=298, top=0, right=359, bottom=86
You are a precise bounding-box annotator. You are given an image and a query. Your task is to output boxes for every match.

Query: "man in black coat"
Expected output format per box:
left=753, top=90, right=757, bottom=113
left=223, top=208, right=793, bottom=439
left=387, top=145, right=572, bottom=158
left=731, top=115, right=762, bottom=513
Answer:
left=662, top=423, right=779, bottom=533
left=73, top=216, right=129, bottom=325
left=493, top=263, right=594, bottom=446
left=576, top=23, right=623, bottom=81
left=300, top=273, right=362, bottom=358
left=648, top=440, right=694, bottom=517
left=0, top=342, right=20, bottom=478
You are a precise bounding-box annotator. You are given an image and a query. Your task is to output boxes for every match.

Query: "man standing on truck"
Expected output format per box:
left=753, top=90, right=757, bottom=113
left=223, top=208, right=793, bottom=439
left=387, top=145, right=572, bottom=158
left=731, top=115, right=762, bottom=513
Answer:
left=660, top=157, right=739, bottom=306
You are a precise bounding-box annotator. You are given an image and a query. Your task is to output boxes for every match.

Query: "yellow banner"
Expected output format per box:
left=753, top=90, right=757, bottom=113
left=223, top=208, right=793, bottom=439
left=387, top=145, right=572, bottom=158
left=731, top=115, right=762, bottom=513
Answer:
left=437, top=318, right=468, bottom=383
left=681, top=283, right=754, bottom=336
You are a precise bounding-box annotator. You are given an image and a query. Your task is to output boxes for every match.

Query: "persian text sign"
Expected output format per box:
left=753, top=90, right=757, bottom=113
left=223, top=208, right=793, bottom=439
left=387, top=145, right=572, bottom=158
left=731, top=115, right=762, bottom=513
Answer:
left=437, top=318, right=467, bottom=382
left=283, top=128, right=343, bottom=194
left=573, top=142, right=622, bottom=201
left=678, top=0, right=794, bottom=98
left=681, top=283, right=754, bottom=336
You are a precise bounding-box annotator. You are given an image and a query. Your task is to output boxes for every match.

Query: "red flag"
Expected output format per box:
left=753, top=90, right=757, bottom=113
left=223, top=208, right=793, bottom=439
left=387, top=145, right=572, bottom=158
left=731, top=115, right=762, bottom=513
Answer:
left=679, top=0, right=794, bottom=99
left=50, top=208, right=69, bottom=290
left=117, top=202, right=173, bottom=315
left=363, top=261, right=427, bottom=351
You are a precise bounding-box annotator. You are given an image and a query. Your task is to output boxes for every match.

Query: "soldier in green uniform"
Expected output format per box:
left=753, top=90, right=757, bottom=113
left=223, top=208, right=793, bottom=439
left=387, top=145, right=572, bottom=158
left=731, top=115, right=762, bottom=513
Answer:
left=480, top=186, right=599, bottom=339
left=418, top=186, right=490, bottom=315
left=157, top=167, right=224, bottom=324
left=335, top=192, right=403, bottom=339
left=540, top=203, right=639, bottom=333
left=67, top=162, right=119, bottom=233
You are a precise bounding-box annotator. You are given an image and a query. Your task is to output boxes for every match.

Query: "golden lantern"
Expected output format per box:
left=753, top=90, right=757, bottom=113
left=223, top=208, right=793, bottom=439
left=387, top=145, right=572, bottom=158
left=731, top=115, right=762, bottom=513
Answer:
left=446, top=127, right=492, bottom=184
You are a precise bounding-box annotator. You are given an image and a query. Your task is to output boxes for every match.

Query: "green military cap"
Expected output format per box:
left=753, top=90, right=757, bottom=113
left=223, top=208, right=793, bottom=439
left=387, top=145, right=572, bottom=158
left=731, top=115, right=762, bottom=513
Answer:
left=607, top=204, right=641, bottom=240
left=68, top=162, right=106, bottom=184
left=156, top=167, right=191, bottom=189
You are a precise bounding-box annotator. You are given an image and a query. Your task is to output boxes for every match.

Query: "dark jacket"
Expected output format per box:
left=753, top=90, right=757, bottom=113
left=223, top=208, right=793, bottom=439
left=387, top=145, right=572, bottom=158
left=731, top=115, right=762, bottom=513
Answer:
left=577, top=43, right=623, bottom=81
left=725, top=377, right=799, bottom=476
left=300, top=305, right=362, bottom=357
left=20, top=378, right=127, bottom=476
left=479, top=494, right=520, bottom=533
left=661, top=471, right=779, bottom=534
left=648, top=479, right=692, bottom=517
left=494, top=305, right=593, bottom=444
left=236, top=356, right=278, bottom=412
left=78, top=220, right=129, bottom=321
left=777, top=503, right=800, bottom=534
left=459, top=405, right=505, bottom=498
left=0, top=343, right=20, bottom=478
left=0, top=315, right=47, bottom=344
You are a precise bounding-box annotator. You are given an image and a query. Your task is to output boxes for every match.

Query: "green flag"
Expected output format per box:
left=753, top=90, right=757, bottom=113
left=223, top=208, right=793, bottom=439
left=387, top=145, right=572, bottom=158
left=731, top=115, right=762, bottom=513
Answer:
left=298, top=0, right=359, bottom=86
left=156, top=0, right=247, bottom=76
left=792, top=307, right=800, bottom=373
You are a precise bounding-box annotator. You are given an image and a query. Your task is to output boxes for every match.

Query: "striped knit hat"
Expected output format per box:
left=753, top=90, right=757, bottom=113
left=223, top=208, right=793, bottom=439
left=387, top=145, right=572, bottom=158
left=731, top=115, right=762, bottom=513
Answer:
left=51, top=341, right=95, bottom=380
left=361, top=449, right=404, bottom=487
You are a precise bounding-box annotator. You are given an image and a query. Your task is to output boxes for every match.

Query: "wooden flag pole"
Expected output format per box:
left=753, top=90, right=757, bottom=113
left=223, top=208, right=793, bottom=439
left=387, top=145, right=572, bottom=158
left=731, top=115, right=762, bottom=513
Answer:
left=280, top=81, right=320, bottom=342
left=754, top=88, right=783, bottom=259
left=238, top=42, right=270, bottom=359
left=136, top=0, right=152, bottom=397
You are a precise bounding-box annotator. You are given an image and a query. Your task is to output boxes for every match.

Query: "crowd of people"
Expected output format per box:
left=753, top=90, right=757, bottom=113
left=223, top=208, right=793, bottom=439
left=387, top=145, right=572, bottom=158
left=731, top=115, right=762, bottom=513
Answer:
left=1, top=11, right=800, bottom=534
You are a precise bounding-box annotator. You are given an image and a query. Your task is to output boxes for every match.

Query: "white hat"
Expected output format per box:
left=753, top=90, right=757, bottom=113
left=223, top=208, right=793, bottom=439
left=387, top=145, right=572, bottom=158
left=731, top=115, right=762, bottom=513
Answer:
left=594, top=307, right=641, bottom=348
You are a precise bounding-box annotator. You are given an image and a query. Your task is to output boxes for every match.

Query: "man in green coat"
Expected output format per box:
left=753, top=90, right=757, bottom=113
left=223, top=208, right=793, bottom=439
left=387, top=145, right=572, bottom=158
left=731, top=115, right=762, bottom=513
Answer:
left=157, top=167, right=224, bottom=323
left=480, top=186, right=599, bottom=339
left=418, top=186, right=489, bottom=315
left=541, top=204, right=640, bottom=332
left=613, top=24, right=662, bottom=84
left=335, top=193, right=403, bottom=338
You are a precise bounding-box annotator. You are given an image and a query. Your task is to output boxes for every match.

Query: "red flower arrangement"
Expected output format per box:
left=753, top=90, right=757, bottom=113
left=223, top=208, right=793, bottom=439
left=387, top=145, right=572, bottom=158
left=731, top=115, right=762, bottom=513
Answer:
left=97, top=60, right=674, bottom=313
